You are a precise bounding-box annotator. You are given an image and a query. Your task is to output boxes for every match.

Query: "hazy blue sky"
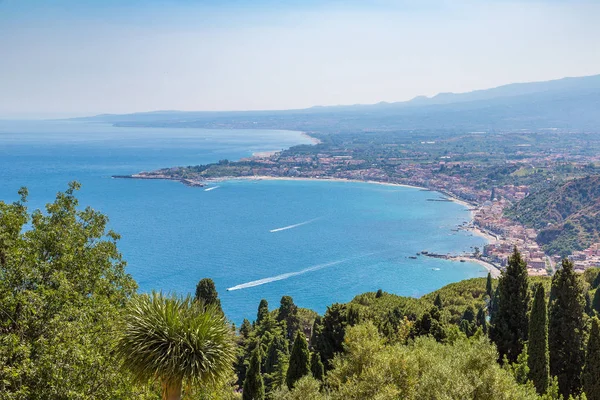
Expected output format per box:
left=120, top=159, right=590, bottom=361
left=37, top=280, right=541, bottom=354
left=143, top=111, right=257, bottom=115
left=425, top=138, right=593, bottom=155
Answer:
left=1, top=0, right=599, bottom=118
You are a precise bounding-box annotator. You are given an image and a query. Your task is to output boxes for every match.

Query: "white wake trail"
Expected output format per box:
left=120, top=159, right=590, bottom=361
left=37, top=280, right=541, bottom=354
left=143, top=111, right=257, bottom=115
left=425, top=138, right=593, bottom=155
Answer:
left=226, top=251, right=384, bottom=291
left=227, top=259, right=346, bottom=291
left=204, top=186, right=220, bottom=191
left=269, top=217, right=320, bottom=233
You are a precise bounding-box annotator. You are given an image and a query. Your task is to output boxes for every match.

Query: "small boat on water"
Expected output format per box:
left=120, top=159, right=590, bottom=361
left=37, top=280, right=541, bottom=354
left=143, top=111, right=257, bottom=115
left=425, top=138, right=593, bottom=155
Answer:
left=408, top=256, right=418, bottom=259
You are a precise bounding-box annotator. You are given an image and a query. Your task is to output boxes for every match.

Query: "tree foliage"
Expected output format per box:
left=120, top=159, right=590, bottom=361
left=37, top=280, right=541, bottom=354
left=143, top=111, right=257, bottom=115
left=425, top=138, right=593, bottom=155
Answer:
left=286, top=332, right=310, bottom=389
left=312, top=304, right=347, bottom=369
left=257, top=299, right=269, bottom=325
left=117, top=292, right=236, bottom=400
left=310, top=352, right=324, bottom=381
left=491, top=247, right=530, bottom=363
left=195, top=278, right=222, bottom=312
left=528, top=283, right=550, bottom=394
left=326, top=322, right=539, bottom=400
left=486, top=272, right=493, bottom=297
left=582, top=317, right=600, bottom=400
left=243, top=348, right=265, bottom=400
left=278, top=296, right=301, bottom=343
left=548, top=259, right=586, bottom=399
left=0, top=183, right=138, bottom=399
left=592, top=288, right=600, bottom=316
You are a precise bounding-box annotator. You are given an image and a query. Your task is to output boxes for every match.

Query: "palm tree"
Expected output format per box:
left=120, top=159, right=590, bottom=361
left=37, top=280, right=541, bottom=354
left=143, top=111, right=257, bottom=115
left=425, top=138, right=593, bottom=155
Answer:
left=116, top=291, right=236, bottom=400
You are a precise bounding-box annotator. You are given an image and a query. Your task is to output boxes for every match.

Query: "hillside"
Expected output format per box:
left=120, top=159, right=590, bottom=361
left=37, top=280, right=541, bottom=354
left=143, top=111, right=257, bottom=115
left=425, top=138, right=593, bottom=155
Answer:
left=78, top=74, right=600, bottom=132
left=506, top=175, right=600, bottom=256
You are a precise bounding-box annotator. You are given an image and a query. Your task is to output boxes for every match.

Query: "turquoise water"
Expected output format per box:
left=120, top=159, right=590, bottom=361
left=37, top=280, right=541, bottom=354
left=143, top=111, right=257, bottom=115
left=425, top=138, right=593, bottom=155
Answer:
left=0, top=120, right=487, bottom=323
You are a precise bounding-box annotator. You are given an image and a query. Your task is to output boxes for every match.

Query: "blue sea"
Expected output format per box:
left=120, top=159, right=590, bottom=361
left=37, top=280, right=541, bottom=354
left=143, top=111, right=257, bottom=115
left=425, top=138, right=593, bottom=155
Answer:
left=0, top=120, right=487, bottom=323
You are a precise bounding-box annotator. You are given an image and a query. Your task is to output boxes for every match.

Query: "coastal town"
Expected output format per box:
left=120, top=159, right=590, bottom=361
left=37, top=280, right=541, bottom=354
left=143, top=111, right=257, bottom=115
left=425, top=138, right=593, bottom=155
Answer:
left=123, top=129, right=600, bottom=276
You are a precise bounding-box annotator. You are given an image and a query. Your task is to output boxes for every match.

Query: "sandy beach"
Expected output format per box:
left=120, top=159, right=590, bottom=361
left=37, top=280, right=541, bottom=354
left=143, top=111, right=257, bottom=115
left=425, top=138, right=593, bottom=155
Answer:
left=251, top=150, right=280, bottom=157
left=301, top=132, right=321, bottom=144
left=453, top=257, right=502, bottom=278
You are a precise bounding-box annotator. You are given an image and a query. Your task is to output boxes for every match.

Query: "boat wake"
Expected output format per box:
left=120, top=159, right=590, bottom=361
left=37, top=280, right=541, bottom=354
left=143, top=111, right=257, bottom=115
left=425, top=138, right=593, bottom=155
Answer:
left=204, top=186, right=220, bottom=191
left=269, top=217, right=321, bottom=233
left=226, top=252, right=382, bottom=291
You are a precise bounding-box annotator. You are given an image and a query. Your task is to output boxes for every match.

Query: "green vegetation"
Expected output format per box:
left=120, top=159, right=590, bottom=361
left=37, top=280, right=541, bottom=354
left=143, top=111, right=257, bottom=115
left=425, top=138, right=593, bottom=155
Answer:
left=490, top=247, right=530, bottom=363
left=583, top=317, right=600, bottom=400
left=286, top=332, right=310, bottom=389
left=507, top=175, right=600, bottom=256
left=528, top=283, right=550, bottom=394
left=243, top=348, right=265, bottom=400
left=0, top=183, right=139, bottom=399
left=117, top=292, right=236, bottom=400
left=548, top=259, right=587, bottom=398
left=195, top=277, right=223, bottom=312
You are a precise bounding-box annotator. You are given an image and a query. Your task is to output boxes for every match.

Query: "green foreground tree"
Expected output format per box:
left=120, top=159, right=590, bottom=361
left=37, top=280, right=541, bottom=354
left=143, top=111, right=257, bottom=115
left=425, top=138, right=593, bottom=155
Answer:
left=117, top=292, right=236, bottom=400
left=286, top=332, right=310, bottom=389
left=491, top=247, right=530, bottom=363
left=582, top=317, right=600, bottom=400
left=310, top=352, right=324, bottom=381
left=0, top=183, right=138, bottom=399
left=527, top=283, right=550, bottom=394
left=592, top=288, right=600, bottom=316
left=486, top=272, right=494, bottom=297
left=549, top=259, right=586, bottom=398
left=195, top=277, right=222, bottom=312
left=257, top=299, right=270, bottom=324
left=243, top=348, right=265, bottom=400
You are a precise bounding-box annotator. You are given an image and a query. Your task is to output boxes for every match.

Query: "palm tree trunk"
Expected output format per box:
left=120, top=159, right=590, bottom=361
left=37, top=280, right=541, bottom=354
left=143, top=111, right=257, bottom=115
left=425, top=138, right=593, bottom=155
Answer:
left=162, top=380, right=182, bottom=400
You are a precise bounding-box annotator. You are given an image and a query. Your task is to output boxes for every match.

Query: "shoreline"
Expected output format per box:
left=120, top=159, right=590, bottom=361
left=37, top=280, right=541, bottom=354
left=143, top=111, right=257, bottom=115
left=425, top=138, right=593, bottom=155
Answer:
left=301, top=132, right=321, bottom=144
left=453, top=257, right=502, bottom=278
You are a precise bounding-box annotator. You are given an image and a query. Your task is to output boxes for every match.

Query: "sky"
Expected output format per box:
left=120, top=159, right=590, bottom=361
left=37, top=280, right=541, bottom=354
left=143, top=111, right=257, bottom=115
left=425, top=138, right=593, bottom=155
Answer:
left=0, top=0, right=599, bottom=118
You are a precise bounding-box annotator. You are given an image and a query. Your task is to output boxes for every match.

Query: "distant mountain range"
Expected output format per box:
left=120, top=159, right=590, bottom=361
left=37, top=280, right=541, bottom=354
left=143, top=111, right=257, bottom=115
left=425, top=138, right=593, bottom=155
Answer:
left=506, top=175, right=600, bottom=256
left=80, top=74, right=600, bottom=132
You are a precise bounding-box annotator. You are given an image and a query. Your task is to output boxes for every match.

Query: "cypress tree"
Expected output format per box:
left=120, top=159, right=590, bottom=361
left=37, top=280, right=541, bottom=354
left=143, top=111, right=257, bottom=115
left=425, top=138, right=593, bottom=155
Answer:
left=585, top=292, right=593, bottom=317
left=592, top=289, right=600, bottom=316
left=257, top=299, right=269, bottom=325
left=593, top=271, right=600, bottom=289
left=286, top=331, right=310, bottom=389
left=240, top=319, right=252, bottom=339
left=434, top=293, right=443, bottom=309
left=264, top=333, right=288, bottom=375
left=490, top=247, right=530, bottom=363
left=346, top=304, right=361, bottom=326
left=278, top=296, right=301, bottom=341
left=486, top=272, right=493, bottom=297
left=549, top=258, right=586, bottom=399
left=582, top=317, right=600, bottom=400
left=462, top=305, right=476, bottom=323
left=310, top=316, right=322, bottom=348
left=194, top=278, right=222, bottom=312
left=313, top=303, right=347, bottom=369
left=476, top=306, right=488, bottom=335
left=243, top=348, right=265, bottom=400
left=310, top=351, right=324, bottom=381
left=527, top=283, right=550, bottom=394
left=375, top=289, right=383, bottom=298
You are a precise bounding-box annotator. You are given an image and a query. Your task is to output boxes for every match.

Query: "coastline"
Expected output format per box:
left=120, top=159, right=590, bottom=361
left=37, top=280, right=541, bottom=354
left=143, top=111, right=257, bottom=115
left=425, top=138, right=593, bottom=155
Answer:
left=451, top=256, right=502, bottom=278
left=301, top=132, right=321, bottom=144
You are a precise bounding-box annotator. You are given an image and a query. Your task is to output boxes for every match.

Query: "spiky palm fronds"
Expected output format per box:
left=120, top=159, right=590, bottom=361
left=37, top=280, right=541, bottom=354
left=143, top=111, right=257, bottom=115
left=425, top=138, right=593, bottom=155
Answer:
left=116, top=291, right=235, bottom=393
